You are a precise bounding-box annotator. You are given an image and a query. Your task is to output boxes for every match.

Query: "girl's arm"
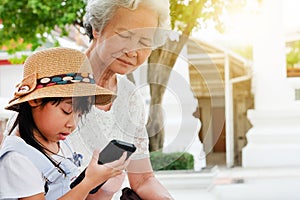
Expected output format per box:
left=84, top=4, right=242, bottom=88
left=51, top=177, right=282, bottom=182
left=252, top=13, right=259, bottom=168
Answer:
left=58, top=150, right=128, bottom=200
left=20, top=151, right=128, bottom=200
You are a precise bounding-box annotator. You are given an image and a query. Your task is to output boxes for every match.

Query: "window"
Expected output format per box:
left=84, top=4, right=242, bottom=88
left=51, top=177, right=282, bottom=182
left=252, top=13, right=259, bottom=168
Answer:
left=295, top=89, right=300, bottom=100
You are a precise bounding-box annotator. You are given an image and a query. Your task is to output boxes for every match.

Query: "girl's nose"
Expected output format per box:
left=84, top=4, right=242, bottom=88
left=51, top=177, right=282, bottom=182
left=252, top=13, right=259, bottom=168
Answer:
left=66, top=114, right=79, bottom=130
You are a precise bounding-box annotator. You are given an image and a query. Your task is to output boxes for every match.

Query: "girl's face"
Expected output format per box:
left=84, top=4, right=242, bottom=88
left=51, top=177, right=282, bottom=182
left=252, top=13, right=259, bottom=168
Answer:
left=90, top=5, right=159, bottom=76
left=30, top=98, right=80, bottom=143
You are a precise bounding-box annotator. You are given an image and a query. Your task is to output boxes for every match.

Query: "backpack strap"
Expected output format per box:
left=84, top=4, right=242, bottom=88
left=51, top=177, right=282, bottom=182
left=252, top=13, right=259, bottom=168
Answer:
left=0, top=136, right=62, bottom=183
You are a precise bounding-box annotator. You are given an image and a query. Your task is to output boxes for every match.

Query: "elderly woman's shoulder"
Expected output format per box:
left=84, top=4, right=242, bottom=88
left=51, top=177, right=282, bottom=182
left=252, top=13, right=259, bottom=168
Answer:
left=117, top=75, right=137, bottom=93
left=115, top=75, right=145, bottom=108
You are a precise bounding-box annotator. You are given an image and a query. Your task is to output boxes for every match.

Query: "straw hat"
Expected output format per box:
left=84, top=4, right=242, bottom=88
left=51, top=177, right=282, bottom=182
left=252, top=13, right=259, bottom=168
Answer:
left=6, top=47, right=116, bottom=111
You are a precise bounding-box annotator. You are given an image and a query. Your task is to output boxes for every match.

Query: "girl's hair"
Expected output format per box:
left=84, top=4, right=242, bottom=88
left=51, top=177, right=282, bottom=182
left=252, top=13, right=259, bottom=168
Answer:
left=8, top=96, right=92, bottom=173
left=83, top=0, right=171, bottom=47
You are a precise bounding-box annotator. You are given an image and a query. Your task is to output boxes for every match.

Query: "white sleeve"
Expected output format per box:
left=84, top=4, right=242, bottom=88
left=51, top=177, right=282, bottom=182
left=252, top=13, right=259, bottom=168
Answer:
left=0, top=152, right=44, bottom=199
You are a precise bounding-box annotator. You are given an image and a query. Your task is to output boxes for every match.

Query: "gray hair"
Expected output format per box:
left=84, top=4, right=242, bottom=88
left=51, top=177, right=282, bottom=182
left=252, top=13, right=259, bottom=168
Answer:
left=83, top=0, right=171, bottom=47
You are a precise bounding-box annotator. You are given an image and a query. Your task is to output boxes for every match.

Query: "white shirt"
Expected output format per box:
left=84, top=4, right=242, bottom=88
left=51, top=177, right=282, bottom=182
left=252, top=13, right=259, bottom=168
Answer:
left=0, top=151, right=44, bottom=200
left=0, top=136, right=78, bottom=200
left=69, top=76, right=149, bottom=167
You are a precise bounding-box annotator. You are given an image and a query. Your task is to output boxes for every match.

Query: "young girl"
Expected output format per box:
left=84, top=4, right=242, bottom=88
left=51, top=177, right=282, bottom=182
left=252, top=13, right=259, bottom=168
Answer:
left=0, top=47, right=129, bottom=200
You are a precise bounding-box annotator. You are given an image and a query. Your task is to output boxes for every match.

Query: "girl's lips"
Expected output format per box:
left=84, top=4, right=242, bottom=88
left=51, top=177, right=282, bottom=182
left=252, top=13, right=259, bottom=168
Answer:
left=59, top=132, right=70, bottom=140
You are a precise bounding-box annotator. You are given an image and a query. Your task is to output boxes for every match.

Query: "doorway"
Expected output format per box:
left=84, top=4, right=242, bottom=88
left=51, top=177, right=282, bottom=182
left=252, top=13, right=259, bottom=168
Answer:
left=206, top=107, right=226, bottom=166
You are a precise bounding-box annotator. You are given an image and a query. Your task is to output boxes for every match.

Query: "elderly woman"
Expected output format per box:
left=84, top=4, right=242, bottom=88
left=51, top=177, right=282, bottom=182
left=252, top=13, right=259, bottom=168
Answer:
left=70, top=0, right=174, bottom=199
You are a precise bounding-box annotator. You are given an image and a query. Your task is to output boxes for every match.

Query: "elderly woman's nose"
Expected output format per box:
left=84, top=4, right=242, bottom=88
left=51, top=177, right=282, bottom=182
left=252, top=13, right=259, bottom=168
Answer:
left=122, top=48, right=137, bottom=57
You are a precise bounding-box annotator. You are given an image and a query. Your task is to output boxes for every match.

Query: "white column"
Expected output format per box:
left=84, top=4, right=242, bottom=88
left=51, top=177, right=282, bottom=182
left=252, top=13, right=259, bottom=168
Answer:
left=161, top=46, right=206, bottom=170
left=242, top=0, right=300, bottom=167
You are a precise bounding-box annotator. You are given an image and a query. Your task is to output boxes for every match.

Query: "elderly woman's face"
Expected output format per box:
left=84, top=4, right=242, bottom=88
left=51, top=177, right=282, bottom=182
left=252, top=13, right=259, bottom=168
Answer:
left=93, top=5, right=159, bottom=75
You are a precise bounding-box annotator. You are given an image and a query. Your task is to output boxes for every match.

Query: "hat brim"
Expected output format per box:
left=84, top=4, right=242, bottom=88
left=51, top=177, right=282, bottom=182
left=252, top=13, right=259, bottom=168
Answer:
left=5, top=83, right=116, bottom=111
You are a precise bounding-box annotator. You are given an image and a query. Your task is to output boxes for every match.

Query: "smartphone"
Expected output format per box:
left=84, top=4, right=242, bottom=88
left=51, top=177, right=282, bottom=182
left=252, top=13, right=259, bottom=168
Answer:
left=70, top=139, right=136, bottom=193
left=98, top=139, right=136, bottom=164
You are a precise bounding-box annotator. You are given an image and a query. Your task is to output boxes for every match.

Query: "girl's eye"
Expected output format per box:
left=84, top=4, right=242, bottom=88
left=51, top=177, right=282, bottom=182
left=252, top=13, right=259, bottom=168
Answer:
left=61, top=102, right=73, bottom=115
left=63, top=109, right=72, bottom=115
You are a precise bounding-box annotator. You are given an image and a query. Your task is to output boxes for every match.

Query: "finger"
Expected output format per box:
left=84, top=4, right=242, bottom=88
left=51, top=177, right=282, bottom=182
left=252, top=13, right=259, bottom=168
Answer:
left=119, top=151, right=127, bottom=162
left=123, top=157, right=131, bottom=168
left=89, top=149, right=100, bottom=164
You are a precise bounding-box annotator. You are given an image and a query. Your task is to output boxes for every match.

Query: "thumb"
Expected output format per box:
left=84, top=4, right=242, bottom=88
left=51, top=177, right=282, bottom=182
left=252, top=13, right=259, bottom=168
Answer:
left=89, top=149, right=100, bottom=165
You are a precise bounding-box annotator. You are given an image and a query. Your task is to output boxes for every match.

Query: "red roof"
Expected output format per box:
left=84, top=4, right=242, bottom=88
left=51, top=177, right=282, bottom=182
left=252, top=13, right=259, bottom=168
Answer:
left=0, top=59, right=12, bottom=65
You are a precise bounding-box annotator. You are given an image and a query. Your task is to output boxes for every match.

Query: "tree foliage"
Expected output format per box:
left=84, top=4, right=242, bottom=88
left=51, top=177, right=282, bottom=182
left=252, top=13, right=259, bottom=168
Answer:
left=170, top=0, right=221, bottom=32
left=286, top=41, right=300, bottom=68
left=0, top=0, right=85, bottom=53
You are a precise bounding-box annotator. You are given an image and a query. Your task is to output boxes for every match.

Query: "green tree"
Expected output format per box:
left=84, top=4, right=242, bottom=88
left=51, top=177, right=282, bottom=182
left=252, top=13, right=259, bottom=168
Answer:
left=286, top=41, right=300, bottom=68
left=0, top=0, right=85, bottom=53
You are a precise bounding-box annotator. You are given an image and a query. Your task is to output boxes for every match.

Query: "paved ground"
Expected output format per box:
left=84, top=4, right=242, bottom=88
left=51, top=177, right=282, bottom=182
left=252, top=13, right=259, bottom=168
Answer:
left=210, top=166, right=300, bottom=200
left=114, top=166, right=300, bottom=200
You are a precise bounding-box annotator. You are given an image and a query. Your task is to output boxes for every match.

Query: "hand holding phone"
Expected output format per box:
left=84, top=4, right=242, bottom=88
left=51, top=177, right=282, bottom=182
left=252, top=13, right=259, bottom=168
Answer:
left=70, top=140, right=136, bottom=194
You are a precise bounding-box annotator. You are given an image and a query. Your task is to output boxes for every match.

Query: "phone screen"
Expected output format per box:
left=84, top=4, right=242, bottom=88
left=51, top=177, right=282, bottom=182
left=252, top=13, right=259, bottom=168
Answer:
left=98, top=139, right=136, bottom=164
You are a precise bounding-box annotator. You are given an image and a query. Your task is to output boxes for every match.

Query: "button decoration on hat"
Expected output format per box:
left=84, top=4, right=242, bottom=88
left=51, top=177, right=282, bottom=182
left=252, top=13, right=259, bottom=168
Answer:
left=11, top=73, right=37, bottom=103
left=18, top=85, right=30, bottom=93
left=36, top=73, right=95, bottom=88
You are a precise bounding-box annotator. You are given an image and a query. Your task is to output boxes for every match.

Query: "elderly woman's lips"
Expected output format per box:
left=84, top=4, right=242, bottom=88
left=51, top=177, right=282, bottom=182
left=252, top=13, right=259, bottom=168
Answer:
left=117, top=58, right=133, bottom=65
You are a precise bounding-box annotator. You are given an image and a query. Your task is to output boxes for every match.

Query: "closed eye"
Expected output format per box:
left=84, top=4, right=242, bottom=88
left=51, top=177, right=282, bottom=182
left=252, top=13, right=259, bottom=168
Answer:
left=61, top=102, right=73, bottom=115
left=139, top=40, right=152, bottom=47
left=139, top=37, right=153, bottom=47
left=62, top=109, right=72, bottom=115
left=116, top=32, right=132, bottom=39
